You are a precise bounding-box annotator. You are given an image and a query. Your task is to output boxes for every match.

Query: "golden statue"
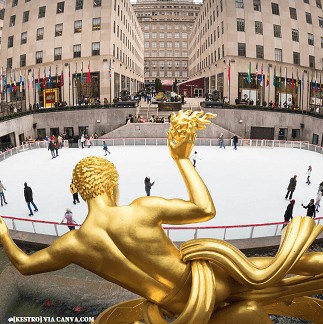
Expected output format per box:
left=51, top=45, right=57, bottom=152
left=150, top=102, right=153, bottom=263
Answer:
left=1, top=110, right=323, bottom=323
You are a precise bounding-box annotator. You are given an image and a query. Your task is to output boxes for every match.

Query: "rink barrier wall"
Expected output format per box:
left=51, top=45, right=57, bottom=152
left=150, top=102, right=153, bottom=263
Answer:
left=2, top=215, right=323, bottom=241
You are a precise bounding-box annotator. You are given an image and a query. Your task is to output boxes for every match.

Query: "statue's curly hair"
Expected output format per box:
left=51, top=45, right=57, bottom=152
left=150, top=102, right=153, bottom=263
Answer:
left=72, top=156, right=119, bottom=201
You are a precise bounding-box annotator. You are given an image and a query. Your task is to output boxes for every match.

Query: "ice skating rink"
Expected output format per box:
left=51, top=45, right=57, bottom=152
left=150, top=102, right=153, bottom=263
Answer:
left=0, top=145, right=322, bottom=237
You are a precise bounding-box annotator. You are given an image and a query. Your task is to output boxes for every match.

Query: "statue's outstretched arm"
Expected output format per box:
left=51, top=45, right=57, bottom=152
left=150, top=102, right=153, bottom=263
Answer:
left=0, top=216, right=72, bottom=275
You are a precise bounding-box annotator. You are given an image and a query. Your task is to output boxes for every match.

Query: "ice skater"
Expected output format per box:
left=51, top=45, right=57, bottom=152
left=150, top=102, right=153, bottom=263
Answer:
left=80, top=134, right=85, bottom=149
left=144, top=177, right=155, bottom=196
left=60, top=208, right=77, bottom=231
left=282, top=199, right=295, bottom=229
left=306, top=166, right=312, bottom=185
left=315, top=191, right=322, bottom=212
left=48, top=140, right=56, bottom=159
left=70, top=179, right=80, bottom=205
left=0, top=180, right=8, bottom=206
left=103, top=141, right=111, bottom=156
left=231, top=135, right=238, bottom=150
left=190, top=151, right=201, bottom=168
left=301, top=199, right=316, bottom=218
left=24, top=182, right=38, bottom=216
left=285, top=175, right=297, bottom=200
left=219, top=133, right=225, bottom=149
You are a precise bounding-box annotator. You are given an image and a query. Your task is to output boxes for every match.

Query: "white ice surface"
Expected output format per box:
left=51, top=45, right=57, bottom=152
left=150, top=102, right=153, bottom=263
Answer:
left=0, top=145, right=322, bottom=240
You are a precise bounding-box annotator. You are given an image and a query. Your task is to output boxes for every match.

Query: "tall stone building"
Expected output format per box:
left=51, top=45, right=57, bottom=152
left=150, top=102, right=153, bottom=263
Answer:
left=133, top=0, right=201, bottom=89
left=187, top=0, right=323, bottom=111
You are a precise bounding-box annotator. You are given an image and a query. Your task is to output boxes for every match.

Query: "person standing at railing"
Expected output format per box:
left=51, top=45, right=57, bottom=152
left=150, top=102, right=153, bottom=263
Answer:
left=80, top=134, right=85, bottom=149
left=285, top=175, right=297, bottom=200
left=282, top=199, right=295, bottom=229
left=24, top=182, right=38, bottom=216
left=0, top=180, right=8, bottom=206
left=70, top=179, right=80, bottom=205
left=61, top=208, right=77, bottom=231
left=302, top=199, right=316, bottom=218
left=306, top=166, right=312, bottom=185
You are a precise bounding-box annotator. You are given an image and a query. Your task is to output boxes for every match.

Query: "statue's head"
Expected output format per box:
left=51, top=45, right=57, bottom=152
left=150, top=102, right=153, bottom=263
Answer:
left=72, top=156, right=119, bottom=202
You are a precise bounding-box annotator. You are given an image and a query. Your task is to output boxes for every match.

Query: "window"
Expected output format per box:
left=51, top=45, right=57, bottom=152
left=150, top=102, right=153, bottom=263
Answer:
left=73, top=44, right=81, bottom=58
left=54, top=47, right=62, bottom=61
left=159, top=32, right=164, bottom=39
left=21, top=32, right=27, bottom=44
left=293, top=52, right=300, bottom=65
left=255, top=21, right=263, bottom=34
left=321, top=36, right=323, bottom=48
left=92, top=42, right=100, bottom=56
left=144, top=33, right=149, bottom=39
left=182, top=32, right=187, bottom=39
left=74, top=20, right=82, bottom=33
left=316, top=0, right=322, bottom=8
left=20, top=54, right=26, bottom=67
left=36, top=28, right=44, bottom=40
left=238, top=43, right=246, bottom=56
left=7, top=58, right=12, bottom=69
left=144, top=42, right=149, bottom=49
left=38, top=6, right=46, bottom=18
left=92, top=17, right=101, bottom=30
left=309, top=55, right=315, bottom=68
left=289, top=8, right=297, bottom=20
left=292, top=29, right=299, bottom=42
left=55, top=23, right=63, bottom=37
left=237, top=18, right=245, bottom=32
left=23, top=11, right=29, bottom=23
left=273, top=25, right=281, bottom=38
left=320, top=17, right=323, bottom=28
left=167, top=33, right=172, bottom=39
left=9, top=15, right=16, bottom=27
left=304, top=0, right=309, bottom=3
left=8, top=36, right=14, bottom=48
left=75, top=0, right=83, bottom=10
left=93, top=0, right=101, bottom=7
left=275, top=48, right=282, bottom=62
left=36, top=51, right=43, bottom=64
left=12, top=0, right=18, bottom=7
left=167, top=41, right=172, bottom=48
left=57, top=2, right=64, bottom=14
left=235, top=0, right=244, bottom=8
left=256, top=45, right=264, bottom=59
left=253, top=0, right=261, bottom=11
left=305, top=12, right=312, bottom=24
left=308, top=33, right=314, bottom=45
left=271, top=3, right=280, bottom=15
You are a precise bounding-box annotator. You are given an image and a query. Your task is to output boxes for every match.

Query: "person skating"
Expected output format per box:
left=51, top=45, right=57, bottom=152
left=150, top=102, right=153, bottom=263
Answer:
left=190, top=151, right=201, bottom=168
left=282, top=199, right=295, bottom=229
left=60, top=208, right=77, bottom=231
left=80, top=134, right=85, bottom=149
left=219, top=133, right=225, bottom=149
left=315, top=191, right=322, bottom=213
left=285, top=175, right=297, bottom=200
left=144, top=177, right=155, bottom=196
left=24, top=182, right=38, bottom=216
left=54, top=140, right=59, bottom=157
left=70, top=180, right=80, bottom=205
left=103, top=141, right=110, bottom=156
left=48, top=140, right=56, bottom=159
left=231, top=135, right=239, bottom=150
left=301, top=199, right=316, bottom=218
left=306, top=166, right=312, bottom=185
left=0, top=180, right=8, bottom=206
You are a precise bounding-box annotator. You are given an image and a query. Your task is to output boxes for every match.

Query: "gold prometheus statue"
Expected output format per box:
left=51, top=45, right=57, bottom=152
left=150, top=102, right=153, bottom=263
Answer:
left=1, top=110, right=323, bottom=323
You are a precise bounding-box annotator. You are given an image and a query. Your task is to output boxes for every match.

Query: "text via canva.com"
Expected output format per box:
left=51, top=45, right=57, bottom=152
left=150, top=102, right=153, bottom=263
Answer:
left=7, top=317, right=95, bottom=323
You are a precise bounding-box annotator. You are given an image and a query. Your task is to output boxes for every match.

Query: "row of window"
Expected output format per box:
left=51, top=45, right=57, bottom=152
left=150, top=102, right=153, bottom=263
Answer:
left=7, top=43, right=101, bottom=68
left=235, top=0, right=322, bottom=10
left=145, top=62, right=188, bottom=68
left=144, top=32, right=188, bottom=39
left=237, top=44, right=317, bottom=68
left=144, top=50, right=188, bottom=58
left=12, top=0, right=101, bottom=10
left=143, top=25, right=188, bottom=31
left=144, top=42, right=188, bottom=49
left=144, top=71, right=188, bottom=78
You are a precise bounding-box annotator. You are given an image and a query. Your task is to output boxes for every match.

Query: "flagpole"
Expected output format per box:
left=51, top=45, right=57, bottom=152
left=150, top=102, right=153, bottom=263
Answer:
left=267, top=66, right=270, bottom=106
left=228, top=59, right=231, bottom=104
left=109, top=58, right=112, bottom=104
left=62, top=65, right=64, bottom=105
left=27, top=71, right=30, bottom=110
left=68, top=63, right=71, bottom=107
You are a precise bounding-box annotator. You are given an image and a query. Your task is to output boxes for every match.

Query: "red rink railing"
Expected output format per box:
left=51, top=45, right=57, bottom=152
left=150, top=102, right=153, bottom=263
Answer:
left=2, top=215, right=323, bottom=241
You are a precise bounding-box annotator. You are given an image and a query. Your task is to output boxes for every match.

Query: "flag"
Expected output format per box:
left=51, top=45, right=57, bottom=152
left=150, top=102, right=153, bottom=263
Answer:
left=37, top=68, right=41, bottom=91
left=278, top=66, right=282, bottom=88
left=302, top=70, right=304, bottom=91
left=48, top=66, right=52, bottom=88
left=314, top=72, right=318, bottom=92
left=291, top=71, right=294, bottom=91
left=87, top=61, right=91, bottom=84
left=266, top=65, right=270, bottom=87
left=61, top=69, right=64, bottom=87
left=247, top=62, right=251, bottom=84
left=19, top=70, right=23, bottom=92
left=227, top=60, right=231, bottom=86
left=255, top=63, right=258, bottom=77
left=259, top=63, right=263, bottom=86
left=69, top=63, right=71, bottom=86
left=273, top=66, right=276, bottom=87
left=27, top=70, right=30, bottom=90
left=284, top=67, right=287, bottom=89
left=3, top=69, right=6, bottom=94
left=80, top=62, right=83, bottom=82
left=0, top=67, right=2, bottom=95
left=109, top=60, right=112, bottom=80
left=56, top=65, right=58, bottom=85
left=32, top=69, right=34, bottom=89
left=295, top=70, right=299, bottom=92
left=13, top=69, right=17, bottom=92
left=42, top=67, right=46, bottom=89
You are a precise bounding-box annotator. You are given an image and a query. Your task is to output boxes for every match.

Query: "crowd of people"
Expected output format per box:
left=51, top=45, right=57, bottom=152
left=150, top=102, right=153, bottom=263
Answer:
left=125, top=114, right=171, bottom=124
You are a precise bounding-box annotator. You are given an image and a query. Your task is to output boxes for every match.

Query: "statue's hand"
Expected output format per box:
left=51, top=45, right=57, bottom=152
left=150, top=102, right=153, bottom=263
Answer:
left=168, top=130, right=195, bottom=160
left=0, top=216, right=8, bottom=242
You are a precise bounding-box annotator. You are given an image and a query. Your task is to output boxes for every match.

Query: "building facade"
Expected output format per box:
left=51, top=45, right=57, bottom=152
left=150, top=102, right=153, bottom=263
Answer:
left=133, top=0, right=201, bottom=89
left=188, top=0, right=323, bottom=111
left=0, top=0, right=144, bottom=109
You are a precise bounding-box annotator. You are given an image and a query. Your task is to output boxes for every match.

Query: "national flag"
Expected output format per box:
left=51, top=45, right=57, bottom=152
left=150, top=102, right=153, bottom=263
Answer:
left=3, top=69, right=6, bottom=94
left=259, top=63, right=263, bottom=86
left=61, top=69, right=64, bottom=87
left=314, top=72, right=318, bottom=92
left=0, top=67, right=3, bottom=94
left=27, top=70, right=30, bottom=90
left=227, top=60, right=231, bottom=86
left=20, top=70, right=23, bottom=92
left=266, top=65, right=270, bottom=87
left=109, top=61, right=112, bottom=80
left=9, top=70, right=13, bottom=93
left=42, top=67, right=46, bottom=89
left=56, top=65, right=58, bottom=85
left=13, top=69, right=17, bottom=92
left=32, top=69, right=34, bottom=88
left=48, top=66, right=52, bottom=88
left=302, top=70, right=304, bottom=91
left=284, top=67, right=287, bottom=89
left=273, top=66, right=276, bottom=87
left=87, top=61, right=91, bottom=84
left=295, top=70, right=299, bottom=92
left=291, top=71, right=294, bottom=91
left=278, top=66, right=282, bottom=88
left=37, top=68, right=41, bottom=91
left=69, top=63, right=71, bottom=86
left=247, top=62, right=251, bottom=84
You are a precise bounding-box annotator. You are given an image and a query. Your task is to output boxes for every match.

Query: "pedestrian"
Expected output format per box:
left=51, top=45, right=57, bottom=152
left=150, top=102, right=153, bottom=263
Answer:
left=57, top=134, right=63, bottom=148
left=103, top=141, right=110, bottom=156
left=70, top=180, right=80, bottom=205
left=144, top=177, right=155, bottom=196
left=306, top=166, right=312, bottom=185
left=282, top=199, right=295, bottom=229
left=24, top=182, right=38, bottom=216
left=301, top=199, right=316, bottom=218
left=317, top=181, right=323, bottom=194
left=60, top=208, right=77, bottom=231
left=54, top=140, right=59, bottom=157
left=48, top=140, right=56, bottom=159
left=219, top=133, right=225, bottom=149
left=285, top=175, right=297, bottom=200
left=0, top=180, right=8, bottom=206
left=190, top=151, right=201, bottom=168
left=80, top=134, right=85, bottom=149
left=231, top=135, right=239, bottom=150
left=315, top=191, right=322, bottom=212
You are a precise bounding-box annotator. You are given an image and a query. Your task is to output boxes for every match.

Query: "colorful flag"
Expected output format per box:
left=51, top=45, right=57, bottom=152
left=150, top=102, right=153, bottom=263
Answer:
left=48, top=66, right=52, bottom=88
left=27, top=70, right=30, bottom=90
left=255, top=63, right=258, bottom=77
left=69, top=63, right=71, bottom=86
left=278, top=66, right=282, bottom=88
left=0, top=67, right=3, bottom=94
left=87, top=61, right=91, bottom=84
left=266, top=65, right=270, bottom=87
left=259, top=63, right=263, bottom=86
left=247, top=62, right=251, bottom=84
left=227, top=60, right=231, bottom=86
left=273, top=66, right=276, bottom=87
left=295, top=70, right=299, bottom=92
left=13, top=69, right=17, bottom=92
left=291, top=71, right=294, bottom=91
left=284, top=67, right=287, bottom=89
left=109, top=60, right=112, bottom=80
left=80, top=62, right=83, bottom=82
left=32, top=69, right=34, bottom=88
left=9, top=70, right=13, bottom=93
left=3, top=69, right=6, bottom=94
left=42, top=67, right=46, bottom=89
left=19, top=70, right=23, bottom=92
